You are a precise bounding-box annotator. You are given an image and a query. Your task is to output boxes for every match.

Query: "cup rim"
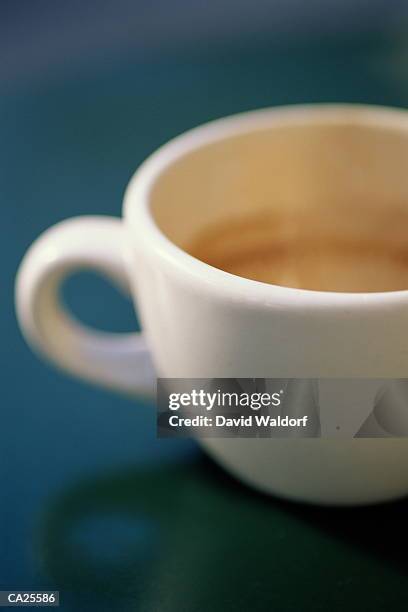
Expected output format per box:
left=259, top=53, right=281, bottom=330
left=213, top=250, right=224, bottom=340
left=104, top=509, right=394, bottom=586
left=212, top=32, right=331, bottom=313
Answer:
left=124, top=103, right=408, bottom=308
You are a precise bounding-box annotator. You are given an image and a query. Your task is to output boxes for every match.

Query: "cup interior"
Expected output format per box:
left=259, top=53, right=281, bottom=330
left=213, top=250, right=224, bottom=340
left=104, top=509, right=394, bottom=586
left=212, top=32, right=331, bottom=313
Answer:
left=149, top=107, right=408, bottom=292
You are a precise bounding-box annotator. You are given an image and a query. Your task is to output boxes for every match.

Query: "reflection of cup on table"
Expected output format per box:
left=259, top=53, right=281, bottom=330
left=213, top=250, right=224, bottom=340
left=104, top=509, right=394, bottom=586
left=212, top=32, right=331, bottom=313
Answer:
left=16, top=104, right=408, bottom=505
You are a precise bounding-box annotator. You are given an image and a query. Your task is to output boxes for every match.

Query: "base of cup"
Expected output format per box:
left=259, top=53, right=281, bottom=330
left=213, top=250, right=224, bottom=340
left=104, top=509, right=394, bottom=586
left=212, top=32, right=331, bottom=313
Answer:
left=200, top=437, right=408, bottom=506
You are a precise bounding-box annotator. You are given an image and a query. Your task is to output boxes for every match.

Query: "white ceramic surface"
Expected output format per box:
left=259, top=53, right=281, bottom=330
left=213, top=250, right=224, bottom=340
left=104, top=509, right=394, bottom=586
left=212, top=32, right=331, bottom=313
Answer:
left=15, top=104, right=408, bottom=505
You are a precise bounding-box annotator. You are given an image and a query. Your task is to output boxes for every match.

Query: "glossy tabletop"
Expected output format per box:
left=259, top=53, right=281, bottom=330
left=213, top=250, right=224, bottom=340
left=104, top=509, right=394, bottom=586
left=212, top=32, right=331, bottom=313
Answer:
left=2, top=31, right=408, bottom=611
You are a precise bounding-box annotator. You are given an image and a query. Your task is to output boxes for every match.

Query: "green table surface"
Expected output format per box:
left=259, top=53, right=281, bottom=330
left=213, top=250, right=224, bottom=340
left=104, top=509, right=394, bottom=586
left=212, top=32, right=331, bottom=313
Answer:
left=2, top=31, right=408, bottom=611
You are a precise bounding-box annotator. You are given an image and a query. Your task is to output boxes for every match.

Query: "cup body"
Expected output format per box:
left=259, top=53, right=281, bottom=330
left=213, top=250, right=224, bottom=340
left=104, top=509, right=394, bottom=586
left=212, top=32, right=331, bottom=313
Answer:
left=123, top=105, right=408, bottom=505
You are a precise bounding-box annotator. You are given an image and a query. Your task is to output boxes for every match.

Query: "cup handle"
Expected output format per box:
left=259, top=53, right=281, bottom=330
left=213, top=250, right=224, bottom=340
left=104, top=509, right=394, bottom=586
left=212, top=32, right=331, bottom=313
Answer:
left=15, top=216, right=156, bottom=398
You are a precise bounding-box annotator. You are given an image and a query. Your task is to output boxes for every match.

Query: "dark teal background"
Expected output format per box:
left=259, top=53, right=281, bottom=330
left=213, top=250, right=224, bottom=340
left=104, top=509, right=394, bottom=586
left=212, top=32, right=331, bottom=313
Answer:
left=2, top=31, right=408, bottom=610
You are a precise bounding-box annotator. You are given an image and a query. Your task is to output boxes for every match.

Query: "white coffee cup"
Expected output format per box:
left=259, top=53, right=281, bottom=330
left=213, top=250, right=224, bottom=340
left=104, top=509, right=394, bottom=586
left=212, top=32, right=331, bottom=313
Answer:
left=15, top=104, right=408, bottom=506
